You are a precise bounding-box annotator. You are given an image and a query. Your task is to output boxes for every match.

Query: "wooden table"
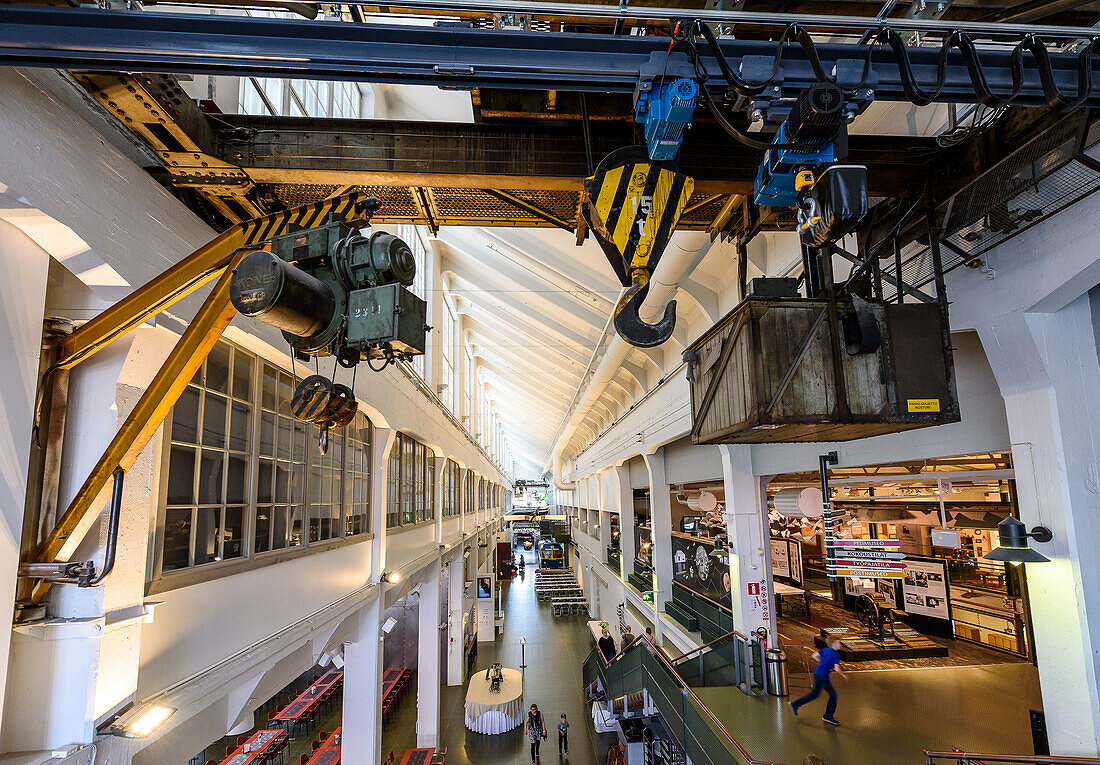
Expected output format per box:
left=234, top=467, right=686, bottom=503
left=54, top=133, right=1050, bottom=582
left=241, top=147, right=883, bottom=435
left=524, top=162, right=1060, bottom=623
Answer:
left=306, top=727, right=341, bottom=765
left=273, top=670, right=344, bottom=722
left=220, top=729, right=285, bottom=765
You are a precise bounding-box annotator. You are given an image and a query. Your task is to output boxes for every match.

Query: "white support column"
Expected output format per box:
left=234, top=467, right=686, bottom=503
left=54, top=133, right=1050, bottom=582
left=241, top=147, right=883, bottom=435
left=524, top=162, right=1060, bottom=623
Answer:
left=644, top=449, right=672, bottom=618
left=342, top=425, right=393, bottom=764
left=977, top=298, right=1100, bottom=756
left=446, top=553, right=465, bottom=686
left=342, top=597, right=384, bottom=765
left=718, top=444, right=774, bottom=642
left=0, top=220, right=49, bottom=744
left=433, top=454, right=445, bottom=547
left=416, top=560, right=442, bottom=748
left=615, top=464, right=635, bottom=581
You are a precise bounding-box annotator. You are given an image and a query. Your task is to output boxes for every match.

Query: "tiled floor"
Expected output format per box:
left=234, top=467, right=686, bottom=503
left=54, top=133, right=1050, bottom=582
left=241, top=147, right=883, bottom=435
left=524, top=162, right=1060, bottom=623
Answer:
left=695, top=661, right=1043, bottom=764
left=437, top=549, right=616, bottom=765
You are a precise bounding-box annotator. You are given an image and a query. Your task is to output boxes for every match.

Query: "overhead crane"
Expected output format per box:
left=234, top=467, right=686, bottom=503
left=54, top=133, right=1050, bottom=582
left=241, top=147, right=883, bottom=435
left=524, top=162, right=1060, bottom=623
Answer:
left=6, top=0, right=1100, bottom=606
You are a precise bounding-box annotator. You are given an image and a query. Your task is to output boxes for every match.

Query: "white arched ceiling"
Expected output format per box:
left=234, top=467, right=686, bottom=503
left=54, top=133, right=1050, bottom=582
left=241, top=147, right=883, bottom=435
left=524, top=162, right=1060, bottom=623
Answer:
left=435, top=227, right=622, bottom=471
left=434, top=226, right=732, bottom=475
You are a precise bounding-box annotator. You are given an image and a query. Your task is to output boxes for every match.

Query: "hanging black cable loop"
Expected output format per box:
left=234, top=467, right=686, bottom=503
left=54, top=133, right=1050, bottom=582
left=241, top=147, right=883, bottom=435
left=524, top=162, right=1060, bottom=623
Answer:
left=1021, top=34, right=1100, bottom=109
left=692, top=21, right=831, bottom=98
left=876, top=28, right=1028, bottom=108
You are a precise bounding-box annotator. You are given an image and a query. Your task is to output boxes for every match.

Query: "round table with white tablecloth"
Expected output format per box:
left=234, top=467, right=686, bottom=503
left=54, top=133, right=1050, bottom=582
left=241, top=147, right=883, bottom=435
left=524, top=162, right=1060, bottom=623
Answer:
left=464, top=667, right=524, bottom=734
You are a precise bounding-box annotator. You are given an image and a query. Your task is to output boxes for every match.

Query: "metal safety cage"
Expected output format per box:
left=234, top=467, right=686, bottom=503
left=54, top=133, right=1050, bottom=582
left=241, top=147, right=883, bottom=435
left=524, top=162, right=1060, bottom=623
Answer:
left=881, top=111, right=1100, bottom=300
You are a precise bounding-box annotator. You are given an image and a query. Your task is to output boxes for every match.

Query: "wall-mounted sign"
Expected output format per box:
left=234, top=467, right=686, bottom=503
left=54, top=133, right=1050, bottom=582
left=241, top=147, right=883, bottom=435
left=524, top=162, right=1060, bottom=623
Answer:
left=770, top=538, right=804, bottom=587
left=671, top=533, right=731, bottom=602
left=899, top=558, right=950, bottom=620
left=477, top=576, right=493, bottom=598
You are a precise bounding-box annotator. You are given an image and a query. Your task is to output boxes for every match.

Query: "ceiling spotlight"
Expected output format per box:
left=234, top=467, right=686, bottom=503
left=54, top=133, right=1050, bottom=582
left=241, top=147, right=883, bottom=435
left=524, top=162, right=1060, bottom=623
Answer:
left=982, top=516, right=1052, bottom=565
left=107, top=704, right=176, bottom=738
left=382, top=571, right=401, bottom=584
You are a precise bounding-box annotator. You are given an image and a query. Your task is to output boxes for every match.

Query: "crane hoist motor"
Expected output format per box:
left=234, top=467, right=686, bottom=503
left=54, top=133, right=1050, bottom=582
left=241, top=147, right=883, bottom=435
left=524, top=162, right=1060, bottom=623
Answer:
left=229, top=213, right=427, bottom=448
left=230, top=219, right=426, bottom=364
left=753, top=82, right=868, bottom=246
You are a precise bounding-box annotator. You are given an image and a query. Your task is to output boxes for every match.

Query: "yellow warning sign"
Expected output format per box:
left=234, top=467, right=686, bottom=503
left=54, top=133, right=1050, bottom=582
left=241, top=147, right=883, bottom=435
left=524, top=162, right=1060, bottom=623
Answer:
left=907, top=399, right=941, bottom=413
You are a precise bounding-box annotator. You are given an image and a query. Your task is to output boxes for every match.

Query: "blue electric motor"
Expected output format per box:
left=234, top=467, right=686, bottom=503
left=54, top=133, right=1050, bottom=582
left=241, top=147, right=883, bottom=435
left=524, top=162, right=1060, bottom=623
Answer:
left=634, top=78, right=698, bottom=161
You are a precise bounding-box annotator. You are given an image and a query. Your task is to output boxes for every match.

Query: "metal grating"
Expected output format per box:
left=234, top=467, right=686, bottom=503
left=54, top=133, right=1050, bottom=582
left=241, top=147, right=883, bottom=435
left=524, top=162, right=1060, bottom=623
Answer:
left=502, top=188, right=581, bottom=222
left=430, top=187, right=541, bottom=220
left=351, top=185, right=421, bottom=218
left=939, top=112, right=1100, bottom=261
left=681, top=193, right=728, bottom=225
left=266, top=182, right=339, bottom=208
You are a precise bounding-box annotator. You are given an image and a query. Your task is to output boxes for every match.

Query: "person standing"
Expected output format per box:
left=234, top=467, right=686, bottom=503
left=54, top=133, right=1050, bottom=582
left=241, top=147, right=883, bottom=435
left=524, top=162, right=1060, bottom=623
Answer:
left=621, top=625, right=636, bottom=649
left=789, top=637, right=847, bottom=726
left=558, top=713, right=570, bottom=755
left=597, top=627, right=617, bottom=661
left=526, top=703, right=547, bottom=762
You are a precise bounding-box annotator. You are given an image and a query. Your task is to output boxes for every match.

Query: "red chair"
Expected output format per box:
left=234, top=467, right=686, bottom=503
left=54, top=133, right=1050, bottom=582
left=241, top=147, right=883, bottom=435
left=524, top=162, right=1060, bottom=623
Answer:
left=319, top=730, right=329, bottom=741
left=237, top=734, right=249, bottom=746
left=227, top=745, right=235, bottom=757
left=311, top=740, right=320, bottom=752
left=300, top=755, right=310, bottom=765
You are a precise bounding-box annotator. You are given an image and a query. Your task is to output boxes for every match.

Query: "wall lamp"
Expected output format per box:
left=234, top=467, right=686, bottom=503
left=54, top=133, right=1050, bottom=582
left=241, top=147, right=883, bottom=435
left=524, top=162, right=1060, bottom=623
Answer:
left=381, top=571, right=401, bottom=584
left=982, top=517, right=1053, bottom=565
left=106, top=703, right=176, bottom=738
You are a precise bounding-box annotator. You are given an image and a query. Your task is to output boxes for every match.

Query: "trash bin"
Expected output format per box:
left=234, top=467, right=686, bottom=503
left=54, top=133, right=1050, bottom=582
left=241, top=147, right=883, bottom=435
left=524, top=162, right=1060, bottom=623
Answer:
left=764, top=648, right=789, bottom=697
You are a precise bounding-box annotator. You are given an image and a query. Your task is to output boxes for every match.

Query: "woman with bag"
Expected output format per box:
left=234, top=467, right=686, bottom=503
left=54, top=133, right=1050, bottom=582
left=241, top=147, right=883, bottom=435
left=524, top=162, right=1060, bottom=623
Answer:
left=525, top=703, right=547, bottom=762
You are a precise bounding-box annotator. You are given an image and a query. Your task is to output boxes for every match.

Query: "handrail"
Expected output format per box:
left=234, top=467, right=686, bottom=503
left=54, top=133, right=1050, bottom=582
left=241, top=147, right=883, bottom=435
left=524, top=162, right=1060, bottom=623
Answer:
left=585, top=632, right=780, bottom=765
left=671, top=581, right=758, bottom=645
left=925, top=752, right=1100, bottom=764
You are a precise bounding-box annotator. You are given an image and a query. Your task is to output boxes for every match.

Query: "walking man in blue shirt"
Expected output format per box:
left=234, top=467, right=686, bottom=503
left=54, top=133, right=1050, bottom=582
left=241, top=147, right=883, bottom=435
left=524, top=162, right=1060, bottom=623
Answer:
left=789, top=636, right=848, bottom=726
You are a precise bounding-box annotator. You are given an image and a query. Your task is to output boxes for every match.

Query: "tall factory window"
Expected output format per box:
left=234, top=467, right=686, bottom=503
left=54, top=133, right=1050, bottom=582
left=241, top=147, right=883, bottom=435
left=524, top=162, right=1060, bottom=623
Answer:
left=159, top=342, right=376, bottom=580
left=387, top=434, right=403, bottom=529
left=441, top=300, right=456, bottom=414
left=465, top=471, right=475, bottom=515
left=255, top=364, right=307, bottom=553
left=163, top=345, right=252, bottom=571
left=345, top=414, right=372, bottom=536
left=443, top=460, right=460, bottom=517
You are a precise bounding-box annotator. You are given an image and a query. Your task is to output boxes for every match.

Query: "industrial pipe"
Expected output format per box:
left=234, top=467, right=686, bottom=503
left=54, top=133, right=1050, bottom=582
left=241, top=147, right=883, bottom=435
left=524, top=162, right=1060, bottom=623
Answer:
left=549, top=232, right=716, bottom=489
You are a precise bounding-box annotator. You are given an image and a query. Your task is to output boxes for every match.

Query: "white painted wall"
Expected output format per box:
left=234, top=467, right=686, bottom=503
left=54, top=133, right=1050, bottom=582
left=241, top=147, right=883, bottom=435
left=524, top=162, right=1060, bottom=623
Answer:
left=0, top=219, right=52, bottom=747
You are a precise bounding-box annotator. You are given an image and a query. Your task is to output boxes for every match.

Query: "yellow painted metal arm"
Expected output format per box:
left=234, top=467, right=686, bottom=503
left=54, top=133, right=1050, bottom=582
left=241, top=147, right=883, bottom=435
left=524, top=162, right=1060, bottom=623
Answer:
left=33, top=191, right=377, bottom=595
left=38, top=254, right=243, bottom=572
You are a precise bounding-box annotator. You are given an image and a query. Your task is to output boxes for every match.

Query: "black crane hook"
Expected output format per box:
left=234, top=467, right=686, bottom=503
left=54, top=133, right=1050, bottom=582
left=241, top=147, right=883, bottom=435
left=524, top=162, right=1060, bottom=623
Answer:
left=582, top=146, right=695, bottom=349
left=614, top=270, right=677, bottom=348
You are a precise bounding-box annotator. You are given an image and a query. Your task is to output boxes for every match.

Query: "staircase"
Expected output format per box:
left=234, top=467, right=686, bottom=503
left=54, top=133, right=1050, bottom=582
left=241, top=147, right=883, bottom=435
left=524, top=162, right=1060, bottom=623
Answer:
left=582, top=633, right=766, bottom=765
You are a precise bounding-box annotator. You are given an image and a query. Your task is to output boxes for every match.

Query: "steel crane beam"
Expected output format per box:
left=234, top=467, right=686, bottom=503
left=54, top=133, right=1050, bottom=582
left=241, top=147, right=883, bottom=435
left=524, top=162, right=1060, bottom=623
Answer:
left=2, top=6, right=1100, bottom=106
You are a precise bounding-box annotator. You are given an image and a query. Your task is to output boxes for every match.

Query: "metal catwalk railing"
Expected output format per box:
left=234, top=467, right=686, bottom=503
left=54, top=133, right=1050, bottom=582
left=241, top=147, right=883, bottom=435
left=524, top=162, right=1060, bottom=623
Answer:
left=925, top=752, right=1100, bottom=765
left=582, top=633, right=773, bottom=765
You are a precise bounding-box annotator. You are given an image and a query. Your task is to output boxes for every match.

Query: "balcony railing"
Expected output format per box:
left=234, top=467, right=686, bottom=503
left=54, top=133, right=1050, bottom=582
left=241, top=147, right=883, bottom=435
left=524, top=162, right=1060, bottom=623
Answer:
left=606, top=546, right=622, bottom=572
left=582, top=632, right=772, bottom=765
left=925, top=753, right=1100, bottom=765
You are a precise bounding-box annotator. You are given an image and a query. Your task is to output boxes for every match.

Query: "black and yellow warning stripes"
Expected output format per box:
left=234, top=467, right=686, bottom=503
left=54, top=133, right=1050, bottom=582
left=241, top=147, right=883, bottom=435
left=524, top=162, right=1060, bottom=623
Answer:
left=239, top=191, right=371, bottom=246
left=587, top=160, right=694, bottom=282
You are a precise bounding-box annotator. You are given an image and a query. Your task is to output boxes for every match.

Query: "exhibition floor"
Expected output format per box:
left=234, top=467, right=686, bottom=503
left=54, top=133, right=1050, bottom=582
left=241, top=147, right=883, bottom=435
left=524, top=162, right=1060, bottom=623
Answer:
left=436, top=550, right=615, bottom=765
left=696, top=662, right=1042, bottom=764
left=778, top=597, right=1027, bottom=672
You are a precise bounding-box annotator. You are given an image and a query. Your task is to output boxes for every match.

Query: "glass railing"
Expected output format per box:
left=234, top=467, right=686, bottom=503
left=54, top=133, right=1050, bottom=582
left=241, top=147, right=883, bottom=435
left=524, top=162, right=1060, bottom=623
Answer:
left=582, top=633, right=772, bottom=765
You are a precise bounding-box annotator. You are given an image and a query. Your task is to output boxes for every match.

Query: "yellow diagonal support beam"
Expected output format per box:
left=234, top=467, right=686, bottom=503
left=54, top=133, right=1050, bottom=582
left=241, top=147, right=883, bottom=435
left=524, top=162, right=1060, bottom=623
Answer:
left=37, top=255, right=243, bottom=581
